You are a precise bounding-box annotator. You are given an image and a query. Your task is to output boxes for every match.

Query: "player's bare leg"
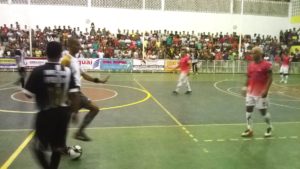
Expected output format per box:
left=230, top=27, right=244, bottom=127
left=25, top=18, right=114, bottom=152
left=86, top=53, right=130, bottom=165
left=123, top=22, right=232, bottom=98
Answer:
left=74, top=102, right=99, bottom=141
left=260, top=109, right=272, bottom=137
left=241, top=106, right=254, bottom=137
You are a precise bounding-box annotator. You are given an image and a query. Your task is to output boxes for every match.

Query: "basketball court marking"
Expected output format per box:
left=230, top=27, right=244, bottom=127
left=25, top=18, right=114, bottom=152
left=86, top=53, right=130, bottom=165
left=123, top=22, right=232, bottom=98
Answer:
left=0, top=131, right=35, bottom=169
left=10, top=87, right=118, bottom=103
left=134, top=79, right=202, bottom=147
left=213, top=80, right=300, bottom=110
left=0, top=82, right=14, bottom=88
left=0, top=86, right=18, bottom=91
left=0, top=84, right=151, bottom=114
left=1, top=121, right=300, bottom=169
left=1, top=121, right=300, bottom=132
left=227, top=87, right=300, bottom=102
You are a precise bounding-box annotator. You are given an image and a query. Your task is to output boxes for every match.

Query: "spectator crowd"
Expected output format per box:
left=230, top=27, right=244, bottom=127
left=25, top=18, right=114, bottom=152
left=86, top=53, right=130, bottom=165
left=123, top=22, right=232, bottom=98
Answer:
left=0, top=22, right=300, bottom=62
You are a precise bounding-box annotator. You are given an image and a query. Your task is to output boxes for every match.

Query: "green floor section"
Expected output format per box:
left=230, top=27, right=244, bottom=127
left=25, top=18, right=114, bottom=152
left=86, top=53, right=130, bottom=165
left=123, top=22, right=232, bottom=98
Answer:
left=6, top=123, right=300, bottom=169
left=0, top=73, right=299, bottom=169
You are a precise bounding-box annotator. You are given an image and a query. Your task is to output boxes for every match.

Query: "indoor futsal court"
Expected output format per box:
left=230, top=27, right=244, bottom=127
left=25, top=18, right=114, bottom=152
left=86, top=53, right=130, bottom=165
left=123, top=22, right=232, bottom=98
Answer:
left=0, top=72, right=300, bottom=169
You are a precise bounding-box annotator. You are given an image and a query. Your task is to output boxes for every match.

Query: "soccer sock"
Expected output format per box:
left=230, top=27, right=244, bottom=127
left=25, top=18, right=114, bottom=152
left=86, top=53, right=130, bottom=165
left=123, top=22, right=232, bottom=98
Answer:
left=263, top=112, right=272, bottom=128
left=186, top=80, right=192, bottom=91
left=285, top=75, right=288, bottom=82
left=32, top=146, right=50, bottom=169
left=78, top=111, right=98, bottom=133
left=21, top=77, right=25, bottom=88
left=50, top=151, right=61, bottom=169
left=280, top=74, right=284, bottom=81
left=246, top=112, right=253, bottom=130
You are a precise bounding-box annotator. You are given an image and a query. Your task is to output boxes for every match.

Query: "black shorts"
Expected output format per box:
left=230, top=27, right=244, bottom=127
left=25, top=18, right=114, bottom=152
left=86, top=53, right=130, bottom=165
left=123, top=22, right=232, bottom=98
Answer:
left=78, top=91, right=92, bottom=109
left=35, top=107, right=71, bottom=149
left=18, top=67, right=26, bottom=77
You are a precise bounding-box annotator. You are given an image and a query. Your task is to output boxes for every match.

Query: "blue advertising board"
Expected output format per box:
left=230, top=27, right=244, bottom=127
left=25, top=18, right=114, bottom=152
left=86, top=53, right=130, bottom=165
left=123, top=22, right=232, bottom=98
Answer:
left=100, top=59, right=132, bottom=71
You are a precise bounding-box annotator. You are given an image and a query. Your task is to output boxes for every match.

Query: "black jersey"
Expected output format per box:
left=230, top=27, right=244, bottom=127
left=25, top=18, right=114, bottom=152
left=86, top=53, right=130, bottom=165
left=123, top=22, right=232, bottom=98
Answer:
left=24, top=62, right=78, bottom=111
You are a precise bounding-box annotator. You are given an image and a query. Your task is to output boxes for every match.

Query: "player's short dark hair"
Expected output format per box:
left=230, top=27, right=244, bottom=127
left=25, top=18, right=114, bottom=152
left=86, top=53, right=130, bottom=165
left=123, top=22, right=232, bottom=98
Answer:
left=46, top=41, right=62, bottom=59
left=15, top=50, right=21, bottom=56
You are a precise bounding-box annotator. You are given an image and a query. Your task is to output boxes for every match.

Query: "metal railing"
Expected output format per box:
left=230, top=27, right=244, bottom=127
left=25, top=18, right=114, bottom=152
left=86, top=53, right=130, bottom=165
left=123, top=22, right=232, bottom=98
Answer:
left=1, top=0, right=290, bottom=17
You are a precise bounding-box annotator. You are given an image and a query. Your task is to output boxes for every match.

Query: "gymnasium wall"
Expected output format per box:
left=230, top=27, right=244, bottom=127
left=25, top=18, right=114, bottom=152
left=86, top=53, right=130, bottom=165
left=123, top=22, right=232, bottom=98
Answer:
left=0, top=4, right=292, bottom=37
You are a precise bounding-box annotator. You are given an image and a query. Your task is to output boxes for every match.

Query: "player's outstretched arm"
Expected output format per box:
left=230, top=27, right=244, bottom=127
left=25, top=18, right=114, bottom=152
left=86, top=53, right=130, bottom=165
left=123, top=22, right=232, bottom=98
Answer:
left=81, top=72, right=110, bottom=84
left=94, top=75, right=110, bottom=83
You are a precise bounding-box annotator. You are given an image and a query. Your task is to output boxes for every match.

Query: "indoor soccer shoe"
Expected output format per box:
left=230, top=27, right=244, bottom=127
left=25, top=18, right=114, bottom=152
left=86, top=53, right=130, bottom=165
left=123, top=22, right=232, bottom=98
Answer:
left=241, top=129, right=253, bottom=137
left=74, top=132, right=91, bottom=141
left=264, top=127, right=272, bottom=137
left=172, top=91, right=178, bottom=95
left=185, top=91, right=192, bottom=95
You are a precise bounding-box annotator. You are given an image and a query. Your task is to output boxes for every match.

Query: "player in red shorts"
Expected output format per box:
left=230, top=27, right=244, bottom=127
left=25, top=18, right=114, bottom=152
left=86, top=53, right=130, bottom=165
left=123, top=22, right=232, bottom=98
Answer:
left=241, top=47, right=273, bottom=137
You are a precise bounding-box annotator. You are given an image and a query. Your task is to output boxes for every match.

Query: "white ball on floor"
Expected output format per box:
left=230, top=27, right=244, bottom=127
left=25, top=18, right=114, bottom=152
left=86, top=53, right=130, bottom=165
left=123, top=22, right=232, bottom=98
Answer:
left=68, top=145, right=83, bottom=160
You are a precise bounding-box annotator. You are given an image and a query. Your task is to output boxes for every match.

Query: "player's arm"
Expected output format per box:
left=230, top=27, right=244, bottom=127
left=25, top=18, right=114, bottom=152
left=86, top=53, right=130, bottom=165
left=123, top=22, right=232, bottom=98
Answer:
left=22, top=68, right=39, bottom=98
left=262, top=69, right=273, bottom=98
left=242, top=67, right=250, bottom=97
left=81, top=71, right=110, bottom=84
left=187, top=59, right=192, bottom=75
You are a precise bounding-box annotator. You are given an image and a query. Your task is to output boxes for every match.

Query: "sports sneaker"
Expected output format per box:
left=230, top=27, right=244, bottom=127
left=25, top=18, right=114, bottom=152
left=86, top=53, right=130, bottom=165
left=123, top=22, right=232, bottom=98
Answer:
left=59, top=146, right=71, bottom=155
left=264, top=127, right=272, bottom=137
left=74, top=132, right=91, bottom=141
left=185, top=91, right=192, bottom=95
left=241, top=129, right=253, bottom=137
left=172, top=91, right=178, bottom=95
left=284, top=80, right=287, bottom=84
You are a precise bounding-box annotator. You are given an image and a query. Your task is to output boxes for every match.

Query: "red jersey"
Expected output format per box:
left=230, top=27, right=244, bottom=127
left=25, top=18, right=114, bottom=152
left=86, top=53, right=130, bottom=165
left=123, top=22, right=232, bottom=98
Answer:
left=215, top=52, right=223, bottom=60
left=274, top=55, right=281, bottom=63
left=247, top=61, right=272, bottom=96
left=179, top=54, right=191, bottom=74
left=244, top=54, right=253, bottom=62
left=281, top=55, right=291, bottom=66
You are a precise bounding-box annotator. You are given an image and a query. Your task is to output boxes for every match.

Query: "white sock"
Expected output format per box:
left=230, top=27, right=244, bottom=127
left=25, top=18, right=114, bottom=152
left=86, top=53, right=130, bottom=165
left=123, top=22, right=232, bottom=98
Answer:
left=246, top=112, right=253, bottom=130
left=264, top=112, right=272, bottom=128
left=280, top=74, right=284, bottom=81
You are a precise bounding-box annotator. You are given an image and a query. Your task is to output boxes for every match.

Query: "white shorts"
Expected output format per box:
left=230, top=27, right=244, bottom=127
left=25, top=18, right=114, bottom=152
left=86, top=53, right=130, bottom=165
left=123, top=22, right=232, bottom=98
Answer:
left=279, top=66, right=289, bottom=74
left=246, top=95, right=269, bottom=109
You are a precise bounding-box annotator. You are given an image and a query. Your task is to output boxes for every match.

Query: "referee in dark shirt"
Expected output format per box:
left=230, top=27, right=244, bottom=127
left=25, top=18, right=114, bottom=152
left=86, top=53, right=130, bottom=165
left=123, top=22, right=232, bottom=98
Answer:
left=23, top=41, right=79, bottom=169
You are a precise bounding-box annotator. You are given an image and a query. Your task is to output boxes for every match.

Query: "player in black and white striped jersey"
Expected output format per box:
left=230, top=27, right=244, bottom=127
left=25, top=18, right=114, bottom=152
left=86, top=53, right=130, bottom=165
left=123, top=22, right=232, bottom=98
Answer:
left=23, top=41, right=79, bottom=169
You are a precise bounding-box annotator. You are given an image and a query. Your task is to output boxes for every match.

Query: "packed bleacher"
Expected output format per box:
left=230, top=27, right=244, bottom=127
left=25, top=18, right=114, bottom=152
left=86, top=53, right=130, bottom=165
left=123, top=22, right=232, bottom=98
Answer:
left=0, top=22, right=300, bottom=62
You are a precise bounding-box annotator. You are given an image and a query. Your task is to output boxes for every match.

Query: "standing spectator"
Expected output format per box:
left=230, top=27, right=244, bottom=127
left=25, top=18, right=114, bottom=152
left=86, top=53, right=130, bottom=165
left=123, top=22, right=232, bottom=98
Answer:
left=241, top=47, right=273, bottom=137
left=0, top=43, right=4, bottom=57
left=14, top=49, right=26, bottom=88
left=172, top=47, right=192, bottom=95
left=191, top=50, right=198, bottom=74
left=23, top=41, right=79, bottom=169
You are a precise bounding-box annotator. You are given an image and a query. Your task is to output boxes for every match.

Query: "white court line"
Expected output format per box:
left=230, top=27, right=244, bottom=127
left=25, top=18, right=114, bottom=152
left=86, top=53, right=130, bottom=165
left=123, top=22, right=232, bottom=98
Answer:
left=0, top=82, right=14, bottom=88
left=0, top=86, right=17, bottom=91
left=1, top=121, right=300, bottom=132
left=213, top=80, right=300, bottom=110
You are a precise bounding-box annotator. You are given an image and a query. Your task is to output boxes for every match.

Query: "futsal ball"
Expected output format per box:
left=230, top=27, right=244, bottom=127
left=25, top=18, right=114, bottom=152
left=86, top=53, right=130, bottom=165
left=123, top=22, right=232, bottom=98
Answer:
left=68, top=145, right=83, bottom=160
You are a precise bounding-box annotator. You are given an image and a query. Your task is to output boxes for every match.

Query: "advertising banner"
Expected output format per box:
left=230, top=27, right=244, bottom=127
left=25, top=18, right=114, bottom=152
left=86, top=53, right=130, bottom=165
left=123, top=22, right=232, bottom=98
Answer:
left=77, top=58, right=101, bottom=70
left=24, top=58, right=47, bottom=68
left=164, top=60, right=179, bottom=72
left=99, top=59, right=132, bottom=71
left=133, top=59, right=165, bottom=71
left=0, top=58, right=17, bottom=68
